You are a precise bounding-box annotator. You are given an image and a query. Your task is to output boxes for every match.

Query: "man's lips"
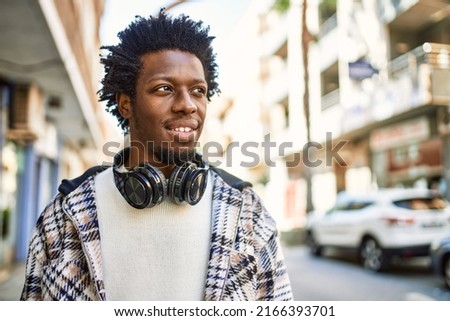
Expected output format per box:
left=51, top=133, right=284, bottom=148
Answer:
left=165, top=119, right=199, bottom=131
left=165, top=120, right=200, bottom=142
left=170, top=126, right=194, bottom=133
left=168, top=128, right=195, bottom=142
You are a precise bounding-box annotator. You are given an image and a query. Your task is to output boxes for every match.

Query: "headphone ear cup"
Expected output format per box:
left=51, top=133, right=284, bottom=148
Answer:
left=168, top=164, right=208, bottom=205
left=116, top=164, right=167, bottom=209
left=112, top=147, right=169, bottom=209
left=184, top=167, right=208, bottom=205
left=168, top=165, right=189, bottom=205
left=138, top=165, right=167, bottom=206
left=122, top=172, right=154, bottom=209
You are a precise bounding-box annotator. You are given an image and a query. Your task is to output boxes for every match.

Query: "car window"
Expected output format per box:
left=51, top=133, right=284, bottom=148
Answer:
left=348, top=201, right=374, bottom=210
left=328, top=201, right=373, bottom=213
left=393, top=197, right=447, bottom=210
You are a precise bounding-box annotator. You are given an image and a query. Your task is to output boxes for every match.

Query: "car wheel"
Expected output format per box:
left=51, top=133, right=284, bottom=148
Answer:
left=306, top=232, right=323, bottom=256
left=360, top=238, right=388, bottom=272
left=444, top=256, right=450, bottom=289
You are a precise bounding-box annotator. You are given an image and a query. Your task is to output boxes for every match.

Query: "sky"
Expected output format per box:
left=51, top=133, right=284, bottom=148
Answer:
left=100, top=0, right=252, bottom=68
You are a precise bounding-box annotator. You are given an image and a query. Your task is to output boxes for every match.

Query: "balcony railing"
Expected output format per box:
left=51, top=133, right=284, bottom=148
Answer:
left=388, top=42, right=450, bottom=104
left=388, top=43, right=450, bottom=77
left=340, top=42, right=450, bottom=134
left=321, top=88, right=340, bottom=111
left=318, top=14, right=337, bottom=39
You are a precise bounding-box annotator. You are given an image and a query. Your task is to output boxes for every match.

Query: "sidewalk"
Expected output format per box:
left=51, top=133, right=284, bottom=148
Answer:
left=0, top=264, right=25, bottom=301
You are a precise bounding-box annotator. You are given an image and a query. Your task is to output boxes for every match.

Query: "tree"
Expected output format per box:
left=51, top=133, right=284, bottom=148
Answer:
left=274, top=0, right=314, bottom=212
left=164, top=0, right=187, bottom=11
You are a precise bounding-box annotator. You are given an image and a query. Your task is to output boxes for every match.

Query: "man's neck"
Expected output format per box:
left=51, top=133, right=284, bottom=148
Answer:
left=127, top=144, right=175, bottom=178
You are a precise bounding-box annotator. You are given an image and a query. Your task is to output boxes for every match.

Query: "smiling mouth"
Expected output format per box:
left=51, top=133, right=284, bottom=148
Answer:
left=167, top=126, right=196, bottom=143
left=171, top=127, right=194, bottom=133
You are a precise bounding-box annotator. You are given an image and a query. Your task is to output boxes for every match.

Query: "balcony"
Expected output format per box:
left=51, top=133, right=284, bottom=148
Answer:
left=261, top=61, right=289, bottom=106
left=261, top=14, right=288, bottom=58
left=389, top=42, right=450, bottom=104
left=318, top=15, right=339, bottom=70
left=318, top=14, right=337, bottom=38
left=0, top=0, right=104, bottom=149
left=321, top=88, right=340, bottom=111
left=341, top=43, right=450, bottom=134
left=381, top=0, right=450, bottom=29
left=315, top=89, right=343, bottom=141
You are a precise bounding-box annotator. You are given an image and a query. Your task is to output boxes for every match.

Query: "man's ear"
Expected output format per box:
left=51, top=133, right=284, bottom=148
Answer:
left=117, top=93, right=132, bottom=119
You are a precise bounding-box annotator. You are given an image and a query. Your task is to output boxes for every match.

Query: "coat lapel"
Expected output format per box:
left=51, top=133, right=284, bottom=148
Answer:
left=204, top=173, right=243, bottom=301
left=62, top=176, right=106, bottom=301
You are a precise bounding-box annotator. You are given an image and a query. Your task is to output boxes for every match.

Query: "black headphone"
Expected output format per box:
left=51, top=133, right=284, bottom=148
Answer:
left=112, top=148, right=209, bottom=209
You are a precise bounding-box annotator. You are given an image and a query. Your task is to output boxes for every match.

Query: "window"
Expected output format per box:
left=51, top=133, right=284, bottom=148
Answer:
left=328, top=200, right=373, bottom=213
left=393, top=197, right=447, bottom=210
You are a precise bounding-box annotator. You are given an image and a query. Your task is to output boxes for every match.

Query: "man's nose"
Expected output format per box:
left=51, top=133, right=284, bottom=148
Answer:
left=172, top=90, right=197, bottom=114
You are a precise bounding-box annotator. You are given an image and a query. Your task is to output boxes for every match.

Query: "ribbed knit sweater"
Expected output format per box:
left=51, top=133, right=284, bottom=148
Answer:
left=95, top=168, right=213, bottom=300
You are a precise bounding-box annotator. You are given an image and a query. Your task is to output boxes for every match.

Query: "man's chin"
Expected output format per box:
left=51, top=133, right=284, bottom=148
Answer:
left=154, top=147, right=196, bottom=166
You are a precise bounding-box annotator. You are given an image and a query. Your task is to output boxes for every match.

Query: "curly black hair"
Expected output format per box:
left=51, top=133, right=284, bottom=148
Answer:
left=98, top=9, right=220, bottom=132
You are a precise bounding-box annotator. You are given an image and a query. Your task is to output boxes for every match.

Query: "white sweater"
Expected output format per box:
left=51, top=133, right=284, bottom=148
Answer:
left=94, top=167, right=212, bottom=301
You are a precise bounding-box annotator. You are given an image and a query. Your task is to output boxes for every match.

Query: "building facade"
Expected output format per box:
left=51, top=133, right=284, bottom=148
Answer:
left=309, top=0, right=450, bottom=211
left=0, top=0, right=110, bottom=274
left=217, top=0, right=450, bottom=231
left=204, top=0, right=311, bottom=230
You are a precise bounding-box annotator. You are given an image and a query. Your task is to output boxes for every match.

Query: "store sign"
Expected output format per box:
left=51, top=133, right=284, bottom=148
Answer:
left=370, top=117, right=429, bottom=151
left=348, top=60, right=379, bottom=80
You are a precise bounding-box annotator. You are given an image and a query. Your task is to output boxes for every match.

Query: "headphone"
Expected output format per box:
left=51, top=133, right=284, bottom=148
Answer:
left=113, top=148, right=209, bottom=209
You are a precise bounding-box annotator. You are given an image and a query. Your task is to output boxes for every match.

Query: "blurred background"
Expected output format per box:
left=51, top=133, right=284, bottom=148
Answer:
left=1, top=0, right=450, bottom=300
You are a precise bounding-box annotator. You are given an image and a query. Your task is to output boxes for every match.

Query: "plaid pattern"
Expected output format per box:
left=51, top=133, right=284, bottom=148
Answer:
left=20, top=171, right=293, bottom=301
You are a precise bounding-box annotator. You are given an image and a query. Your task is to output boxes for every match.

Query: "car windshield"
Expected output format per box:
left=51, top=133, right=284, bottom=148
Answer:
left=393, top=197, right=447, bottom=210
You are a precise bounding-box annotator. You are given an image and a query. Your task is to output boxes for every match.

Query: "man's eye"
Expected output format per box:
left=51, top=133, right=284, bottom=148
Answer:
left=156, top=85, right=171, bottom=92
left=193, top=87, right=206, bottom=95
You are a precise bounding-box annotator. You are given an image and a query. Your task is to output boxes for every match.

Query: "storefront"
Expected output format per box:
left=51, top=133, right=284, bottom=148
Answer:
left=0, top=82, right=19, bottom=269
left=370, top=116, right=444, bottom=192
left=0, top=80, right=62, bottom=271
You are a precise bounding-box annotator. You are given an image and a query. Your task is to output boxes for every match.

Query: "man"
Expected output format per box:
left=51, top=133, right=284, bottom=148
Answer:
left=21, top=10, right=292, bottom=301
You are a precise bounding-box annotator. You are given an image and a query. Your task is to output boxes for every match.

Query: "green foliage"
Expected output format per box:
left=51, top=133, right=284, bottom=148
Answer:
left=257, top=172, right=270, bottom=186
left=321, top=0, right=336, bottom=7
left=319, top=0, right=337, bottom=21
left=273, top=0, right=291, bottom=13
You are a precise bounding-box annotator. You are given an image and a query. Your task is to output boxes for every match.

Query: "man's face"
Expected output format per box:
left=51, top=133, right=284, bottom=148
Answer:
left=119, top=50, right=208, bottom=165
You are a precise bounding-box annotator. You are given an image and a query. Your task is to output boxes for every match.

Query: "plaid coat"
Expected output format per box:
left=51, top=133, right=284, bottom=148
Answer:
left=20, top=170, right=293, bottom=301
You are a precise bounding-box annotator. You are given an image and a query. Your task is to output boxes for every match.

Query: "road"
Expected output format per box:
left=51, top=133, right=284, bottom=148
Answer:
left=2, top=245, right=450, bottom=301
left=283, top=245, right=450, bottom=301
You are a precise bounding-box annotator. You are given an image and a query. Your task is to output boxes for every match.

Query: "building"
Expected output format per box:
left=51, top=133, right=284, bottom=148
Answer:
left=0, top=0, right=112, bottom=274
left=203, top=0, right=310, bottom=230
left=215, top=0, right=450, bottom=231
left=308, top=0, right=450, bottom=212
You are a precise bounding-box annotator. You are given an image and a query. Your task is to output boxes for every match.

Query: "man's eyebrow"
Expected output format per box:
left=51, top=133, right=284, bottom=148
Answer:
left=145, top=75, right=207, bottom=85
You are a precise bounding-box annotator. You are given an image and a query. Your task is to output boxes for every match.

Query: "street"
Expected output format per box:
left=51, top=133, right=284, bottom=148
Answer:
left=2, top=245, right=450, bottom=301
left=284, top=245, right=450, bottom=301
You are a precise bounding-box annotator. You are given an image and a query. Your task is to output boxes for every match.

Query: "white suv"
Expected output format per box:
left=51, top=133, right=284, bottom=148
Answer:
left=306, top=188, right=450, bottom=272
